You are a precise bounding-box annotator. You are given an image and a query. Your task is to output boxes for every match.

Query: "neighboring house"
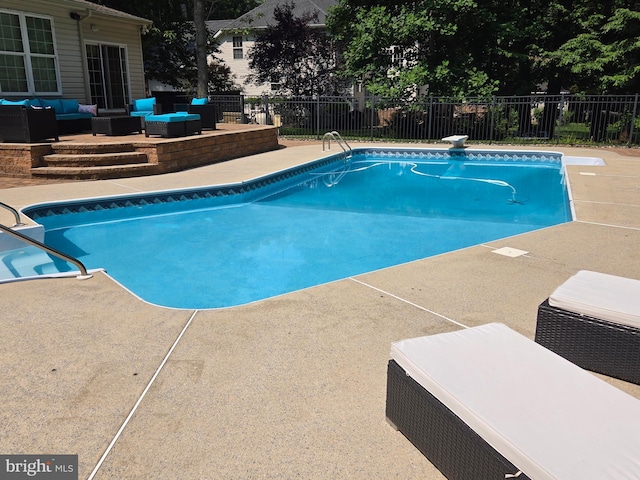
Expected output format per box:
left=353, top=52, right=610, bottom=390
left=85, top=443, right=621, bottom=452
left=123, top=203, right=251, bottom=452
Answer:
left=209, top=0, right=338, bottom=96
left=0, top=0, right=151, bottom=111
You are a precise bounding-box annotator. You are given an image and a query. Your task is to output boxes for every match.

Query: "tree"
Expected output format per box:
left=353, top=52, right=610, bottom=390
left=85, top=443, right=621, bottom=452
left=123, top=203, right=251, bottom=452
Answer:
left=97, top=0, right=257, bottom=93
left=246, top=2, right=347, bottom=96
left=194, top=0, right=209, bottom=97
left=552, top=4, right=640, bottom=94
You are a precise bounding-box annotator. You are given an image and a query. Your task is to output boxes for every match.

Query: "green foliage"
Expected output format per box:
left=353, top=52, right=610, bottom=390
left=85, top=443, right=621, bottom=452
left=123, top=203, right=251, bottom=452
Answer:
left=328, top=0, right=534, bottom=100
left=536, top=1, right=640, bottom=94
left=329, top=0, right=640, bottom=98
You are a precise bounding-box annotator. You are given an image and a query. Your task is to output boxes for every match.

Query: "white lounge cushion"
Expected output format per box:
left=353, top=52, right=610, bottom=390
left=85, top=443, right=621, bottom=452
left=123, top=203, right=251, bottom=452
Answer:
left=391, top=323, right=640, bottom=480
left=549, top=270, right=640, bottom=328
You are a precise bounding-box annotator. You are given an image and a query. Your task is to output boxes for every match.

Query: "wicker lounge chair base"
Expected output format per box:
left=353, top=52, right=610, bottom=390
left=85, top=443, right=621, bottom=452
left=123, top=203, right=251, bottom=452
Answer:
left=536, top=299, right=640, bottom=385
left=535, top=270, right=640, bottom=385
left=387, top=323, right=640, bottom=480
left=386, top=359, right=529, bottom=480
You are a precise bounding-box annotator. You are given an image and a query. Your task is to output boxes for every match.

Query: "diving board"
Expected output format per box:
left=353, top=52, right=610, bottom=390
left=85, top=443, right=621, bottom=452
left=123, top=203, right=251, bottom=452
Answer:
left=442, top=135, right=468, bottom=148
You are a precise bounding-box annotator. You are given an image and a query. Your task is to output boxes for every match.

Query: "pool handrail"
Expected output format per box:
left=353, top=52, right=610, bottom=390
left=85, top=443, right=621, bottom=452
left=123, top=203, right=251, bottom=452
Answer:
left=0, top=223, right=92, bottom=280
left=0, top=201, right=25, bottom=227
left=322, top=131, right=352, bottom=161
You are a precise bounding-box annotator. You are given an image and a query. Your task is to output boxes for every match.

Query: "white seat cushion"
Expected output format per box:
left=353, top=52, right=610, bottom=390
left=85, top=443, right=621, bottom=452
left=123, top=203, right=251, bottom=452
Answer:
left=391, top=323, right=640, bottom=480
left=549, top=270, right=640, bottom=328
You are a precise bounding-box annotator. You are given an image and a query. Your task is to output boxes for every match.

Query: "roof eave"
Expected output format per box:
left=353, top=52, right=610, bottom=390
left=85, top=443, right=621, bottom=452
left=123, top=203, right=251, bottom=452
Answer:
left=55, top=0, right=153, bottom=26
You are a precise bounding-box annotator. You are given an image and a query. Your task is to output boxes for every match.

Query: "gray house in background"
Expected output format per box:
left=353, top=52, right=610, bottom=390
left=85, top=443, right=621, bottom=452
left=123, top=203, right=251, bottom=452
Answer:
left=0, top=0, right=151, bottom=111
left=209, top=0, right=338, bottom=96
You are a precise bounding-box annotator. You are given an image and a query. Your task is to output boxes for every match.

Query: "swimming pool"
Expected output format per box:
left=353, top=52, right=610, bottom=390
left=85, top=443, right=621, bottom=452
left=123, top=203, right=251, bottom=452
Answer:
left=19, top=147, right=571, bottom=309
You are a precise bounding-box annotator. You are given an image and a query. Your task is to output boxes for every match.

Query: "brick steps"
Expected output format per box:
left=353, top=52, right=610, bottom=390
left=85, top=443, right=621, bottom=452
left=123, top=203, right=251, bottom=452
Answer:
left=43, top=152, right=148, bottom=167
left=51, top=143, right=136, bottom=154
left=1, top=125, right=280, bottom=180
left=32, top=143, right=152, bottom=179
left=31, top=163, right=158, bottom=180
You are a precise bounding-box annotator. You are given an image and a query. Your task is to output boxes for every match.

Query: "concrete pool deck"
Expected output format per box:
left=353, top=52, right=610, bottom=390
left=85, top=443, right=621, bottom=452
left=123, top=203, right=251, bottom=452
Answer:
left=1, top=142, right=639, bottom=479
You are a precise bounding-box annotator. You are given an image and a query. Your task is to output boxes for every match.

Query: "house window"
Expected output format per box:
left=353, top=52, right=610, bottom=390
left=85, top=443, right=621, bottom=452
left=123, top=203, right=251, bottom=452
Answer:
left=390, top=46, right=405, bottom=68
left=0, top=10, right=61, bottom=95
left=269, top=73, right=279, bottom=92
left=232, top=36, right=243, bottom=59
left=86, top=43, right=130, bottom=109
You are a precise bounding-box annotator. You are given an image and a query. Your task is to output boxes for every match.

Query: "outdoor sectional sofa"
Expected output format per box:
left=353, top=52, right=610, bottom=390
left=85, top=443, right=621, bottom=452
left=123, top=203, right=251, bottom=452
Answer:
left=0, top=98, right=96, bottom=138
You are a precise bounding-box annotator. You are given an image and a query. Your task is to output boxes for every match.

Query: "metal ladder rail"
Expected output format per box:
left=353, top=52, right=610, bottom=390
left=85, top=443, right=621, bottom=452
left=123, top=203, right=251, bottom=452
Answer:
left=322, top=131, right=353, bottom=160
left=0, top=223, right=92, bottom=279
left=0, top=201, right=25, bottom=227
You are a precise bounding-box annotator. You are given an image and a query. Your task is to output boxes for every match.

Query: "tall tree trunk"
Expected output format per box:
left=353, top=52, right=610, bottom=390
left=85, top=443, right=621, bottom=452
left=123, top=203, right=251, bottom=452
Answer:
left=194, top=0, right=209, bottom=98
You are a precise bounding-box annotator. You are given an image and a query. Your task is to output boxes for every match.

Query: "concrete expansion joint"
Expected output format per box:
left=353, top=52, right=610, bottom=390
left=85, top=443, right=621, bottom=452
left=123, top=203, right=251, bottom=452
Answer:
left=87, top=310, right=199, bottom=480
left=349, top=277, right=468, bottom=329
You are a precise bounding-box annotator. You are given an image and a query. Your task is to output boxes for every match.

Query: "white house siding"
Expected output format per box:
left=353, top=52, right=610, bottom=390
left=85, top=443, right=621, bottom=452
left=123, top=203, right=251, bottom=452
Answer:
left=215, top=33, right=271, bottom=96
left=2, top=0, right=147, bottom=103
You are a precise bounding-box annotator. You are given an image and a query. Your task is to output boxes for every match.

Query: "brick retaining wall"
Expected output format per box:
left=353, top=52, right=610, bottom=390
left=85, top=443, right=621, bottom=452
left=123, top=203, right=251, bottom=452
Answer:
left=0, top=125, right=279, bottom=179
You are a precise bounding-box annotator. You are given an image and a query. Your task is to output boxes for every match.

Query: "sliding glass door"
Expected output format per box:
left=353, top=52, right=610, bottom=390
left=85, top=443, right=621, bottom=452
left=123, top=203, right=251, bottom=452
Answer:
left=86, top=43, right=130, bottom=109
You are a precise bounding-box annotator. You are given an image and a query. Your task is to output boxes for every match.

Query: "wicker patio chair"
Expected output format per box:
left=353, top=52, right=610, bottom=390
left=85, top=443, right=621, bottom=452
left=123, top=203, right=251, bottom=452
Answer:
left=174, top=100, right=217, bottom=130
left=0, top=105, right=59, bottom=142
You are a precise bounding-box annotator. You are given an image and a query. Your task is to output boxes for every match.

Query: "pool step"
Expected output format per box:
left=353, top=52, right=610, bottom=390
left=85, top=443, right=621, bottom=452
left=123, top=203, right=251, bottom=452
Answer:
left=0, top=247, right=62, bottom=281
left=31, top=163, right=159, bottom=180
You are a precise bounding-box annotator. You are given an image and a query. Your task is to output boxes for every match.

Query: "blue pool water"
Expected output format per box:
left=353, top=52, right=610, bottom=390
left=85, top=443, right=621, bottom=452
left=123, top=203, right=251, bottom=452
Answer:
left=22, top=148, right=571, bottom=308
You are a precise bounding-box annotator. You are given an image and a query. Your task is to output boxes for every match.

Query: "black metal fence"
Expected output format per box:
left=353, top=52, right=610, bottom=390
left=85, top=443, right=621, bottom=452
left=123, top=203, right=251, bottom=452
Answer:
left=208, top=93, right=640, bottom=146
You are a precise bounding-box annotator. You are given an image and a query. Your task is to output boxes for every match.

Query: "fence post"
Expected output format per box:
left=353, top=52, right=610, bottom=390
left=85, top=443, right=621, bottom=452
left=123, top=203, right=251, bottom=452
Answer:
left=557, top=93, right=565, bottom=144
left=316, top=96, right=321, bottom=139
left=370, top=96, right=375, bottom=141
left=240, top=95, right=246, bottom=123
left=629, top=93, right=638, bottom=146
left=427, top=96, right=433, bottom=141
left=490, top=96, right=495, bottom=144
left=262, top=95, right=270, bottom=125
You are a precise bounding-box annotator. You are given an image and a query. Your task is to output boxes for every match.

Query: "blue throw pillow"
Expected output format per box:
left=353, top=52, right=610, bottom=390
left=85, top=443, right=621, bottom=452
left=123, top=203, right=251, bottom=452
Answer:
left=191, top=97, right=208, bottom=105
left=133, top=97, right=156, bottom=112
left=61, top=99, right=79, bottom=114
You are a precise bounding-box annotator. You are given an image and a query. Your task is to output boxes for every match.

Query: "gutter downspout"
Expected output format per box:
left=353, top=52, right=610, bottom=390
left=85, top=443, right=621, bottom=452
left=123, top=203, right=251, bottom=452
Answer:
left=72, top=9, right=92, bottom=103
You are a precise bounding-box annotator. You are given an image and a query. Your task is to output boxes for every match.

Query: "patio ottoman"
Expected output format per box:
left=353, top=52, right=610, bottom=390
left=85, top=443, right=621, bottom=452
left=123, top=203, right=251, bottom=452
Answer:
left=386, top=323, right=640, bottom=480
left=144, top=113, right=202, bottom=138
left=92, top=116, right=142, bottom=136
left=535, top=270, right=640, bottom=384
